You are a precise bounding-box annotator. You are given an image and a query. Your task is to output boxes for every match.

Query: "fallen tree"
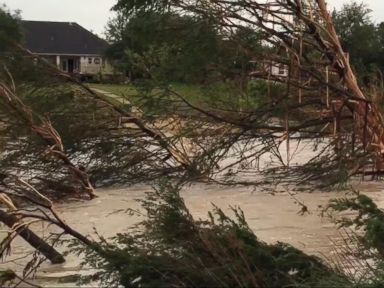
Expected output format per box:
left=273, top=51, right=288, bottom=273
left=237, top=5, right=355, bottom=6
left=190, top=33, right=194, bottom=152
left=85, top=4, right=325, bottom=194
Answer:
left=0, top=190, right=64, bottom=264
left=0, top=209, right=64, bottom=264
left=0, top=82, right=97, bottom=199
left=110, top=0, right=384, bottom=186
left=3, top=0, right=384, bottom=286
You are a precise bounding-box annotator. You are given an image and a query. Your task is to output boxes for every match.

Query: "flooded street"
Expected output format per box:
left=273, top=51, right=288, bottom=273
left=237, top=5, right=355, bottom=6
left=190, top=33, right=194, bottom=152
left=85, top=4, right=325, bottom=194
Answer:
left=3, top=180, right=384, bottom=286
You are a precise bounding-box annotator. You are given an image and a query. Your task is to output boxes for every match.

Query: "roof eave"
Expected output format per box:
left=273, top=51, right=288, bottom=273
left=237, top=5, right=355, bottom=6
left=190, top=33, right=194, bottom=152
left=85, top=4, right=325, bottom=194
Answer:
left=32, top=52, right=104, bottom=57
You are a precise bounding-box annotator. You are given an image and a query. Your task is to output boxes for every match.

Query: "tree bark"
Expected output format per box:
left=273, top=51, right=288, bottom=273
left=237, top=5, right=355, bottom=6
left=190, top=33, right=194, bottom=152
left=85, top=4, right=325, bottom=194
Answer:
left=0, top=210, right=65, bottom=264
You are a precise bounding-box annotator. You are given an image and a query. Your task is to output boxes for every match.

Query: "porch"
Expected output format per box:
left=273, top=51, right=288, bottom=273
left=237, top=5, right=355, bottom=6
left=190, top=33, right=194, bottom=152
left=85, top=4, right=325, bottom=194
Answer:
left=55, top=55, right=81, bottom=74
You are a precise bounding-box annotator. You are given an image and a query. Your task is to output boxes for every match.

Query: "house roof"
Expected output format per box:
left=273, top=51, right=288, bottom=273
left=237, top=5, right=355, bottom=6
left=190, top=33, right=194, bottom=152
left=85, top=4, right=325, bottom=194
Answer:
left=21, top=20, right=108, bottom=55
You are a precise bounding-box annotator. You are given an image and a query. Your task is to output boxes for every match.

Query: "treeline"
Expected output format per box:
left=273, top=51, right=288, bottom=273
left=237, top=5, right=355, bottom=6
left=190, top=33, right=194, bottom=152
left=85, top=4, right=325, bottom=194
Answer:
left=105, top=1, right=384, bottom=87
left=105, top=11, right=264, bottom=84
left=332, top=2, right=384, bottom=82
left=0, top=5, right=22, bottom=51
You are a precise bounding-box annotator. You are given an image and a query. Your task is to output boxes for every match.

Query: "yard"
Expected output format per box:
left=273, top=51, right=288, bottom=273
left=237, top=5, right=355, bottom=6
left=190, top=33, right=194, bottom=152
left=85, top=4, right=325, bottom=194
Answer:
left=88, top=83, right=206, bottom=103
left=87, top=81, right=275, bottom=114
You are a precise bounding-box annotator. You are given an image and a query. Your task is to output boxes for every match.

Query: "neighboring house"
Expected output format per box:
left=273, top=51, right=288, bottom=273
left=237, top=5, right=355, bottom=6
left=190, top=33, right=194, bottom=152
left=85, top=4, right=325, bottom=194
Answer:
left=249, top=60, right=289, bottom=79
left=264, top=61, right=289, bottom=78
left=22, top=20, right=114, bottom=80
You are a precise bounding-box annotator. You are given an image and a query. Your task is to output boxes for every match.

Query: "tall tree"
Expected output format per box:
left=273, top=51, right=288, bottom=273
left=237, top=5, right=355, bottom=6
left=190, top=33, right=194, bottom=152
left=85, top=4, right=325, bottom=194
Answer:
left=0, top=4, right=23, bottom=51
left=110, top=0, right=384, bottom=185
left=105, top=11, right=223, bottom=83
left=332, top=2, right=381, bottom=78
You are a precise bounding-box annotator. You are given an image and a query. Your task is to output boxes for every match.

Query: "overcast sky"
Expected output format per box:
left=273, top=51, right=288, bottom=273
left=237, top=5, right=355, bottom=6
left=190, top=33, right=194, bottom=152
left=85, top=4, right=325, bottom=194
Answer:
left=3, top=0, right=384, bottom=37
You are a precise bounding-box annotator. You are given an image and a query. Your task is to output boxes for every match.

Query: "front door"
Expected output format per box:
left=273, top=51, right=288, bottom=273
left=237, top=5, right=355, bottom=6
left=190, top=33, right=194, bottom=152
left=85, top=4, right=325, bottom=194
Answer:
left=68, top=59, right=74, bottom=73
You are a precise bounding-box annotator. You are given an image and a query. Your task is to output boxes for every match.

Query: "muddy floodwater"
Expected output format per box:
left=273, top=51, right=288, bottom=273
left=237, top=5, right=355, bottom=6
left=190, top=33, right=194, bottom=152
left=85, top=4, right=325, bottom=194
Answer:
left=2, top=180, right=384, bottom=287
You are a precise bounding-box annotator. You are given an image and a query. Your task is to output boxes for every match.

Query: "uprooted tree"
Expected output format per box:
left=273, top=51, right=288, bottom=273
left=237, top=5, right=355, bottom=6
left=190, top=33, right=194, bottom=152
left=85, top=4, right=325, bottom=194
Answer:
left=108, top=0, right=384, bottom=186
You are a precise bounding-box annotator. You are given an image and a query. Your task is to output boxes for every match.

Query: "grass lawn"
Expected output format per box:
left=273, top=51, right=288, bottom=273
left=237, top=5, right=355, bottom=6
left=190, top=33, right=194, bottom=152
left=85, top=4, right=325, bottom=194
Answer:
left=87, top=83, right=211, bottom=115
left=88, top=83, right=138, bottom=97
left=88, top=83, right=203, bottom=103
left=87, top=82, right=267, bottom=113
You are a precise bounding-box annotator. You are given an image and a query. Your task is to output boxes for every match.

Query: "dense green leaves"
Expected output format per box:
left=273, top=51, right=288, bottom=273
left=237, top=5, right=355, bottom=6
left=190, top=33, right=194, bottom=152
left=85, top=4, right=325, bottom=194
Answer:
left=105, top=10, right=263, bottom=84
left=333, top=2, right=384, bottom=79
left=106, top=12, right=222, bottom=83
left=328, top=193, right=384, bottom=257
left=0, top=4, right=23, bottom=51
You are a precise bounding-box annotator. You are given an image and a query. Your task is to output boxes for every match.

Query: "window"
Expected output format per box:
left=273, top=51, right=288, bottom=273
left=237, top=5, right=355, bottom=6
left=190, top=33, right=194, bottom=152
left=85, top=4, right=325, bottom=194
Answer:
left=94, top=58, right=101, bottom=65
left=278, top=64, right=285, bottom=75
left=88, top=57, right=92, bottom=64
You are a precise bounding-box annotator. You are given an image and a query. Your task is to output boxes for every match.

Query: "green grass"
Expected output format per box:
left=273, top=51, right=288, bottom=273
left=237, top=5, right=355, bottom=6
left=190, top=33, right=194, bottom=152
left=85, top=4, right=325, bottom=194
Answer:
left=88, top=83, right=203, bottom=104
left=88, top=83, right=206, bottom=116
left=87, top=81, right=276, bottom=113
left=88, top=83, right=138, bottom=98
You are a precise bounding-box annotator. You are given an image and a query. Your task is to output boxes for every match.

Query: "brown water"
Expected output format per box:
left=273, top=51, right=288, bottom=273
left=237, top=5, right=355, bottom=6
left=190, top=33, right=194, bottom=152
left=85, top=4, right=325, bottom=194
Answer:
left=2, top=181, right=384, bottom=287
left=3, top=139, right=384, bottom=286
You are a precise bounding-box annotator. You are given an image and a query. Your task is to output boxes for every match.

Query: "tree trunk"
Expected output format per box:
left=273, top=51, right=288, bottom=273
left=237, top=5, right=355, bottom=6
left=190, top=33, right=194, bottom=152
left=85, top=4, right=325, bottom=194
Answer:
left=0, top=210, right=65, bottom=264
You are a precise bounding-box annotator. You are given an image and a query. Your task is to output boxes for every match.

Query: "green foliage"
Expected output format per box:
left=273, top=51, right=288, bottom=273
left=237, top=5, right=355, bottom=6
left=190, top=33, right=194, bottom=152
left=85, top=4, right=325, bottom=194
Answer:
left=105, top=9, right=264, bottom=85
left=105, top=11, right=223, bottom=83
left=247, top=80, right=285, bottom=106
left=332, top=2, right=384, bottom=79
left=0, top=4, right=23, bottom=51
left=326, top=192, right=384, bottom=286
left=328, top=193, right=384, bottom=257
left=75, top=180, right=351, bottom=288
left=0, top=269, right=16, bottom=286
left=90, top=80, right=283, bottom=116
left=0, top=50, right=188, bottom=197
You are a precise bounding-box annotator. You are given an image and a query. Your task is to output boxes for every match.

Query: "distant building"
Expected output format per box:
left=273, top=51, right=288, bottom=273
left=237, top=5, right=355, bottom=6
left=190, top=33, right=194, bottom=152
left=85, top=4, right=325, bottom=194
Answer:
left=264, top=61, right=289, bottom=78
left=22, top=20, right=114, bottom=80
left=249, top=60, right=289, bottom=79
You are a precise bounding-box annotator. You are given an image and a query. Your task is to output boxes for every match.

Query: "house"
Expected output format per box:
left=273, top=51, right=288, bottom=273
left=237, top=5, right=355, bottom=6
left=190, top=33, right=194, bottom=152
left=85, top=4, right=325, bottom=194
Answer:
left=21, top=20, right=114, bottom=80
left=263, top=61, right=289, bottom=78
left=249, top=60, right=289, bottom=79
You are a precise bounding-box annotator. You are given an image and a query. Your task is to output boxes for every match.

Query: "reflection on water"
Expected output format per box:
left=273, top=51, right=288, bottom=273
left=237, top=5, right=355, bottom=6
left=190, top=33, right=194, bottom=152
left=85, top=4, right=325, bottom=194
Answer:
left=2, top=181, right=384, bottom=287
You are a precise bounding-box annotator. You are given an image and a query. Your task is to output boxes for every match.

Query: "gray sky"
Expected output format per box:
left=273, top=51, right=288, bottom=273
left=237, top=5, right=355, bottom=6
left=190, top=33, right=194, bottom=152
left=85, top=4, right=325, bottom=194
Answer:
left=4, top=0, right=116, bottom=37
left=3, top=0, right=384, bottom=37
